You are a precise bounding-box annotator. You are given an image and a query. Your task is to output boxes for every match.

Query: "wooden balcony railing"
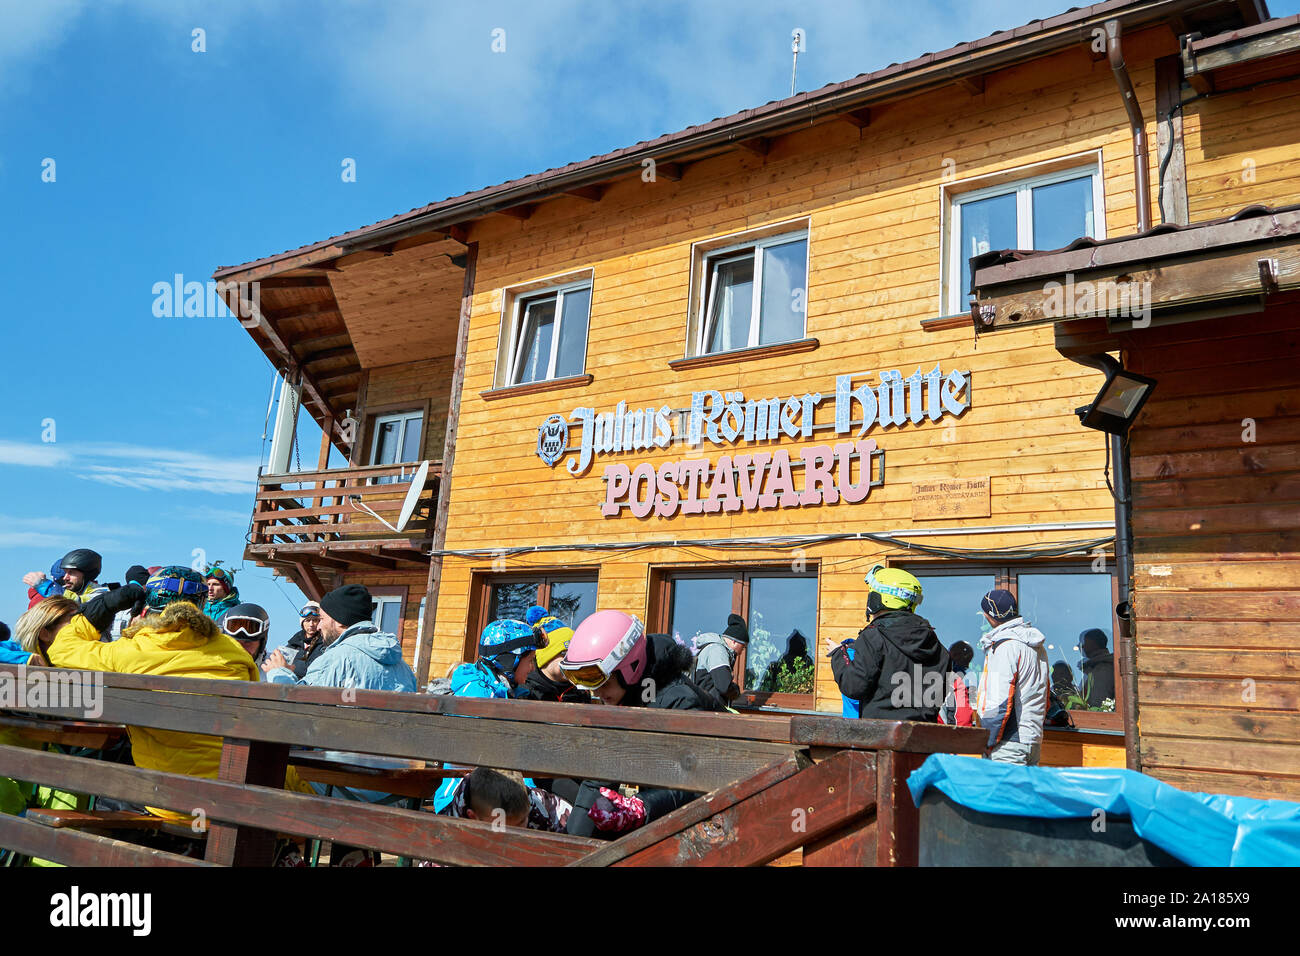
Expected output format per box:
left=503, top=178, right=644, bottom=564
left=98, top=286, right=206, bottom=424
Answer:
left=249, top=461, right=443, bottom=548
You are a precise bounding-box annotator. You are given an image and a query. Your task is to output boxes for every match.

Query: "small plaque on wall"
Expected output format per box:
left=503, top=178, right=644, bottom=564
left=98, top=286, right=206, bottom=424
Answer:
left=912, top=477, right=991, bottom=520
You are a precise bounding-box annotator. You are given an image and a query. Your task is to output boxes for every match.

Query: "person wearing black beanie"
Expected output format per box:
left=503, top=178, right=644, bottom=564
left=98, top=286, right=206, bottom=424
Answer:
left=320, top=584, right=375, bottom=628
left=693, top=613, right=750, bottom=708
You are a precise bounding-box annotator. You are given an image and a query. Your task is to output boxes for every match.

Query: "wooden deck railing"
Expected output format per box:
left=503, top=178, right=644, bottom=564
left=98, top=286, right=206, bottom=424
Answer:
left=250, top=461, right=442, bottom=546
left=0, top=664, right=985, bottom=867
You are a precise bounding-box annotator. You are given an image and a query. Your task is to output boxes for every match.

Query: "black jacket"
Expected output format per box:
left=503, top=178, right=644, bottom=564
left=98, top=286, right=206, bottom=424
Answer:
left=830, top=610, right=949, bottom=721
left=1079, top=651, right=1116, bottom=708
left=519, top=666, right=590, bottom=704
left=286, top=627, right=327, bottom=680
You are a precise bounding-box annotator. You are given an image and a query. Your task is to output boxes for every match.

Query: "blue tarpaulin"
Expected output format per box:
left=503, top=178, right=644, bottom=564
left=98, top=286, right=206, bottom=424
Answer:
left=908, top=754, right=1300, bottom=867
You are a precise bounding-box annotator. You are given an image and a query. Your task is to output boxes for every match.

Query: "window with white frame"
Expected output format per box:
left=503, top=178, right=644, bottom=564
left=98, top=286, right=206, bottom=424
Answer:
left=946, top=162, right=1103, bottom=314
left=369, top=410, right=423, bottom=484
left=502, top=279, right=592, bottom=386
left=371, top=595, right=402, bottom=638
left=695, top=229, right=808, bottom=355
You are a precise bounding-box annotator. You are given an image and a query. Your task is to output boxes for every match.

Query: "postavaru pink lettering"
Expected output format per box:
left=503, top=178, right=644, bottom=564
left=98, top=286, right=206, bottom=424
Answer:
left=601, top=441, right=878, bottom=518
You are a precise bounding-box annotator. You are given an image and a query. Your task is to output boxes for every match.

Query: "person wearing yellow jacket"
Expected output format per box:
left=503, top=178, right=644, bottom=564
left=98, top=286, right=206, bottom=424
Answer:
left=47, top=566, right=258, bottom=823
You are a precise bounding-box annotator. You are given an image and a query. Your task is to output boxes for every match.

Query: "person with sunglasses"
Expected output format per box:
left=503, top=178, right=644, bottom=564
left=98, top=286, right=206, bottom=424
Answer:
left=558, top=610, right=724, bottom=839
left=283, top=601, right=326, bottom=679
left=219, top=604, right=271, bottom=675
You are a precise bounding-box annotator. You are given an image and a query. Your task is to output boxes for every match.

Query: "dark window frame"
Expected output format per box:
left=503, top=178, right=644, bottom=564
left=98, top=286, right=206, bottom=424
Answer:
left=648, top=562, right=820, bottom=708
left=465, top=569, right=600, bottom=663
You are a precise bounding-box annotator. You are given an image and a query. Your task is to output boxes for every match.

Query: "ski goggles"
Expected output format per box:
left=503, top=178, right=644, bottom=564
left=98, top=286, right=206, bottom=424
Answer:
left=560, top=661, right=612, bottom=690
left=298, top=604, right=321, bottom=619
left=222, top=616, right=267, bottom=639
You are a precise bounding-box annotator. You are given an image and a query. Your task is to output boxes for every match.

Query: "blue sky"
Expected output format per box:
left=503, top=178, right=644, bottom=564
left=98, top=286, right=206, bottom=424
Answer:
left=2, top=0, right=1296, bottom=633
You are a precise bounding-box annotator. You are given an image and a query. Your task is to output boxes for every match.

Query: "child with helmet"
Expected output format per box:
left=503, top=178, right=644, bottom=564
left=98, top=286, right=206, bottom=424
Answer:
left=557, top=609, right=725, bottom=838
left=827, top=564, right=950, bottom=722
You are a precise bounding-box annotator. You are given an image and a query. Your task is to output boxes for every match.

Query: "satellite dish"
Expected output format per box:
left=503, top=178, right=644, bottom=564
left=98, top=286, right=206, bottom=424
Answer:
left=349, top=460, right=431, bottom=533
left=396, top=460, right=431, bottom=532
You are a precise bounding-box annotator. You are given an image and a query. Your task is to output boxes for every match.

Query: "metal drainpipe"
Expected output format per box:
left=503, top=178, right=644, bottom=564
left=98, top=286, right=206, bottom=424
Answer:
left=1106, top=19, right=1152, bottom=233
left=1072, top=353, right=1142, bottom=772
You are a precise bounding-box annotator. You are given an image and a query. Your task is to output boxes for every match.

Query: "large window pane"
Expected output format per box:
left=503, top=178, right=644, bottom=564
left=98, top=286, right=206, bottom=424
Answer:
left=958, top=192, right=1017, bottom=304
left=910, top=572, right=998, bottom=682
left=372, top=420, right=400, bottom=466
left=747, top=575, right=817, bottom=693
left=705, top=255, right=754, bottom=353
left=1032, top=176, right=1094, bottom=251
left=377, top=599, right=402, bottom=638
left=757, top=238, right=807, bottom=346
left=489, top=581, right=541, bottom=622
left=515, top=296, right=557, bottom=384
left=669, top=577, right=733, bottom=650
left=1017, top=572, right=1114, bottom=709
left=554, top=287, right=591, bottom=378
left=399, top=415, right=422, bottom=463
left=547, top=579, right=598, bottom=629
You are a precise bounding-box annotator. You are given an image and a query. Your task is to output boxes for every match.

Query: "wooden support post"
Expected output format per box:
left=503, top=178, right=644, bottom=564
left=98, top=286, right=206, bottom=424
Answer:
left=204, top=738, right=289, bottom=866
left=803, top=813, right=878, bottom=866
left=1154, top=54, right=1189, bottom=226
left=416, top=242, right=479, bottom=688
left=874, top=750, right=924, bottom=866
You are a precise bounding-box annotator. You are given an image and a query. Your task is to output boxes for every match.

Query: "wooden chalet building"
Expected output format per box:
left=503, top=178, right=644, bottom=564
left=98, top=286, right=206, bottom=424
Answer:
left=216, top=0, right=1297, bottom=792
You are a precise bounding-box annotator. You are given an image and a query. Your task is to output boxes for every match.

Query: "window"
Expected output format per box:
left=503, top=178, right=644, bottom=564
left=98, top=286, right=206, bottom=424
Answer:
left=946, top=161, right=1103, bottom=314
left=468, top=572, right=600, bottom=659
left=369, top=410, right=423, bottom=484
left=652, top=567, right=819, bottom=704
left=371, top=595, right=403, bottom=639
left=902, top=562, right=1119, bottom=725
left=503, top=280, right=592, bottom=386
left=690, top=225, right=809, bottom=356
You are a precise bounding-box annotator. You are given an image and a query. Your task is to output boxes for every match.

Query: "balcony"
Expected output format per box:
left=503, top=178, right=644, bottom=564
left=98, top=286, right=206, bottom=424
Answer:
left=245, top=461, right=443, bottom=595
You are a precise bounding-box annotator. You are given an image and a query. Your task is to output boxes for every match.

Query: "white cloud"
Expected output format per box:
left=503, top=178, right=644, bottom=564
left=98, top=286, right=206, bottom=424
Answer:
left=0, top=439, right=259, bottom=495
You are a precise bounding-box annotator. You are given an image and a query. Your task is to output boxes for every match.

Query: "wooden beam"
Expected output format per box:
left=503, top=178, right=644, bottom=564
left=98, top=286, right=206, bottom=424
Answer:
left=609, top=750, right=876, bottom=867
left=256, top=276, right=332, bottom=289
left=390, top=232, right=448, bottom=253
left=291, top=561, right=325, bottom=601
left=317, top=368, right=361, bottom=387
left=0, top=743, right=600, bottom=866
left=335, top=249, right=393, bottom=269
left=957, top=74, right=985, bottom=95
left=268, top=301, right=342, bottom=325
left=563, top=185, right=604, bottom=202
left=571, top=753, right=805, bottom=866
left=735, top=136, right=770, bottom=157
left=316, top=415, right=334, bottom=471
left=837, top=107, right=872, bottom=128
left=447, top=224, right=470, bottom=244
left=0, top=812, right=212, bottom=867
left=417, top=241, right=477, bottom=688
left=337, top=550, right=398, bottom=570
left=301, top=345, right=356, bottom=365
left=492, top=204, right=536, bottom=221
left=652, top=161, right=684, bottom=181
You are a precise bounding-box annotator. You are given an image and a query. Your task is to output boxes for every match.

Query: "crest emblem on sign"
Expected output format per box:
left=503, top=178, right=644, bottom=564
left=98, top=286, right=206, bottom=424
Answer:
left=537, top=414, right=568, bottom=467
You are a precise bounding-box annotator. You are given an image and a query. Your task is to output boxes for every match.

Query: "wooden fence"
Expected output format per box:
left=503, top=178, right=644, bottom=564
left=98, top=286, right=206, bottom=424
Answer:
left=0, top=664, right=984, bottom=866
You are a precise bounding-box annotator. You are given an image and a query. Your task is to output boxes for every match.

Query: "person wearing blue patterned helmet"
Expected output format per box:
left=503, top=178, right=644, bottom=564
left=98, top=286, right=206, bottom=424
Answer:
left=143, top=566, right=208, bottom=613
left=478, top=618, right=547, bottom=684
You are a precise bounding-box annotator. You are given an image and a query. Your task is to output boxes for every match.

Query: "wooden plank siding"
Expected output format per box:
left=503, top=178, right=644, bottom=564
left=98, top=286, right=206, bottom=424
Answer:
left=1126, top=304, right=1300, bottom=801
left=415, top=31, right=1205, bottom=704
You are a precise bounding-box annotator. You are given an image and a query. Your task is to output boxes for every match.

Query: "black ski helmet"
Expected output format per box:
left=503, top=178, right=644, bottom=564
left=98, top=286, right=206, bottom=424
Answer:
left=59, top=549, right=102, bottom=582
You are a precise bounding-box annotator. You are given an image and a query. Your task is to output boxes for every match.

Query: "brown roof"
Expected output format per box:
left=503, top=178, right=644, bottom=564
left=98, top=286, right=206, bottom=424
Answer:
left=215, top=0, right=1264, bottom=279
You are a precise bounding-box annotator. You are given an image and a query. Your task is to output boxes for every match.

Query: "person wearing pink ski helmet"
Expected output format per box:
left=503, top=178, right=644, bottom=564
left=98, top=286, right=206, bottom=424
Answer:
left=560, top=610, right=647, bottom=704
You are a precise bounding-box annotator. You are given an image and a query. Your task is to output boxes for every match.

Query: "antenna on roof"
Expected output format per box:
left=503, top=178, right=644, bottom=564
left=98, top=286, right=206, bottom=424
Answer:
left=791, top=28, right=806, bottom=96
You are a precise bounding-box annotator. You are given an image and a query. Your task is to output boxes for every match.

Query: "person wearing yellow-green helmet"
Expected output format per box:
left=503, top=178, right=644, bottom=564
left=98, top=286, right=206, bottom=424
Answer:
left=827, top=564, right=950, bottom=721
